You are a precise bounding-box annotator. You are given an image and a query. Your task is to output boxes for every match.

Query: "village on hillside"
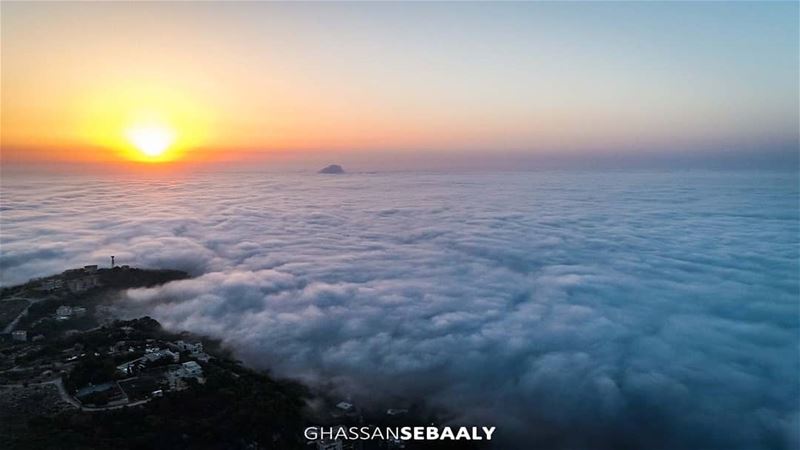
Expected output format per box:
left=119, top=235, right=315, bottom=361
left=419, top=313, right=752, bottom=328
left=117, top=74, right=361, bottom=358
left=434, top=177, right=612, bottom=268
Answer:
left=0, top=262, right=210, bottom=410
left=0, top=265, right=461, bottom=450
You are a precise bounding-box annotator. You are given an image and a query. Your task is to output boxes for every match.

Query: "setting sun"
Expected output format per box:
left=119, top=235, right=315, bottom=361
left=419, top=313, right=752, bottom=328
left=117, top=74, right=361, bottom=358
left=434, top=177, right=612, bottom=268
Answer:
left=126, top=125, right=175, bottom=158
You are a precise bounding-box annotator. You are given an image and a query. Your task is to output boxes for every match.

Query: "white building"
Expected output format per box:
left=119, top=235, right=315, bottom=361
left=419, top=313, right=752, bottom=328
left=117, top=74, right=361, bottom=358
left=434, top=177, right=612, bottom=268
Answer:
left=181, top=361, right=203, bottom=377
left=116, top=349, right=179, bottom=375
left=56, top=306, right=73, bottom=319
left=56, top=305, right=85, bottom=319
left=12, top=330, right=27, bottom=342
left=335, top=401, right=353, bottom=412
left=165, top=361, right=205, bottom=390
left=145, top=348, right=179, bottom=362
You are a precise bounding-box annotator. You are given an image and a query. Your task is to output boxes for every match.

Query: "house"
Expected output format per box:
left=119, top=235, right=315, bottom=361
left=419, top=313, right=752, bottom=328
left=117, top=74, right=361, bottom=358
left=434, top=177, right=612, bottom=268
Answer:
left=117, top=359, right=147, bottom=376
left=61, top=266, right=101, bottom=292
left=12, top=330, right=27, bottom=342
left=175, top=340, right=203, bottom=354
left=66, top=275, right=99, bottom=293
left=116, top=349, right=179, bottom=375
left=145, top=348, right=178, bottom=361
left=331, top=401, right=357, bottom=418
left=173, top=340, right=211, bottom=361
left=56, top=306, right=73, bottom=319
left=56, top=305, right=84, bottom=319
left=335, top=401, right=353, bottom=412
left=164, top=361, right=205, bottom=390
left=38, top=278, right=63, bottom=291
left=180, top=361, right=203, bottom=378
left=110, top=341, right=130, bottom=354
left=146, top=348, right=179, bottom=362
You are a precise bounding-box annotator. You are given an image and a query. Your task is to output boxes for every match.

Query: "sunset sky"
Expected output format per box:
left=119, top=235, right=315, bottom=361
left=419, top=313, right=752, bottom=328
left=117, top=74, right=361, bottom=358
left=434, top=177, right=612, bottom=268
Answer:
left=1, top=4, right=799, bottom=447
left=2, top=1, right=798, bottom=169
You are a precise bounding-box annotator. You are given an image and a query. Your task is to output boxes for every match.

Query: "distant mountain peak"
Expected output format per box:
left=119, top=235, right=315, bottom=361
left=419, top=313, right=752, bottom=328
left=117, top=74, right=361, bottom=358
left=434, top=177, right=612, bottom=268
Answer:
left=318, top=164, right=345, bottom=174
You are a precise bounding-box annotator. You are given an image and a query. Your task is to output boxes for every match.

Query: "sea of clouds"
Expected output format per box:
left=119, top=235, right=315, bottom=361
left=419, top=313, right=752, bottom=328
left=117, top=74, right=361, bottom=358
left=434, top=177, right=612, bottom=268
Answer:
left=1, top=169, right=798, bottom=449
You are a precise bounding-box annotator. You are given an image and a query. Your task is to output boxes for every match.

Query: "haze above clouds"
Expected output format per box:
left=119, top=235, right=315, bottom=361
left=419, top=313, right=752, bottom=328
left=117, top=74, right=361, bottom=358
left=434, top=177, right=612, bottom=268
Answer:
left=1, top=170, right=798, bottom=449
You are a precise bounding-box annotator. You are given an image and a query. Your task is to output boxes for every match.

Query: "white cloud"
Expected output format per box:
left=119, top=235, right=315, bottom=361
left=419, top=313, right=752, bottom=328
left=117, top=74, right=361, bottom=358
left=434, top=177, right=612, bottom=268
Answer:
left=1, top=170, right=798, bottom=449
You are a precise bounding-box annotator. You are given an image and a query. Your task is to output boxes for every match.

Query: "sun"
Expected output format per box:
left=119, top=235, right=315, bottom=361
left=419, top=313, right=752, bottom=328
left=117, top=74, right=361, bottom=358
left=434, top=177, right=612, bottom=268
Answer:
left=126, top=124, right=175, bottom=159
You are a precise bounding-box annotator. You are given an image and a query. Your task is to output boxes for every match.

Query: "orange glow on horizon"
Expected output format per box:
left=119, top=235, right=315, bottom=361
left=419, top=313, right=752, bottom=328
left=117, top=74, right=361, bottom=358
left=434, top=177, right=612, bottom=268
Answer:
left=71, top=83, right=216, bottom=164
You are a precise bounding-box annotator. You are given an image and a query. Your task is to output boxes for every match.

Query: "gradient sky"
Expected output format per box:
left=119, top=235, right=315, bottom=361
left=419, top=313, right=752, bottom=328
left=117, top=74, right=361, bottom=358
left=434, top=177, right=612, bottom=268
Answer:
left=1, top=1, right=798, bottom=169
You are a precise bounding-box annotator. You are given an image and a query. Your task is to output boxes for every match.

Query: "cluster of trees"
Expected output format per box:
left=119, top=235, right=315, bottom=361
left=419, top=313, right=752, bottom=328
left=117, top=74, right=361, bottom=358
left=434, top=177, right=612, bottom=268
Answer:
left=12, top=358, right=310, bottom=449
left=64, top=318, right=179, bottom=391
left=4, top=314, right=484, bottom=449
left=98, top=268, right=189, bottom=289
left=11, top=268, right=188, bottom=338
left=65, top=355, right=117, bottom=393
left=3, top=315, right=312, bottom=448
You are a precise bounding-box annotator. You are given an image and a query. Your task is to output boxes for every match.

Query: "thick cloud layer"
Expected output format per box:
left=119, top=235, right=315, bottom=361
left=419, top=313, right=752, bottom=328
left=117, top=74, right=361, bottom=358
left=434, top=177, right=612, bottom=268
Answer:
left=2, top=170, right=798, bottom=449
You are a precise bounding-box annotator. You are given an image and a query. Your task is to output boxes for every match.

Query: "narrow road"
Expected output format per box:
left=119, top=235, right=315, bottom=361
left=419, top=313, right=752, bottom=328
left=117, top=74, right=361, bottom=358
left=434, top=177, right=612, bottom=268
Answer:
left=1, top=297, right=32, bottom=333
left=49, top=378, right=81, bottom=408
left=2, top=294, right=52, bottom=333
